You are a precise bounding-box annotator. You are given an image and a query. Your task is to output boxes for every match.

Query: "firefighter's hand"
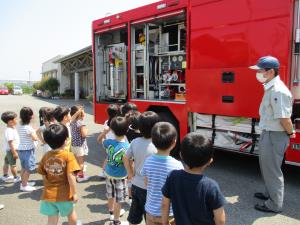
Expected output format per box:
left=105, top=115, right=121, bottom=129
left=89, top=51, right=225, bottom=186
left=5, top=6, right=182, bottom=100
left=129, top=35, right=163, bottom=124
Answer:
left=290, top=133, right=296, bottom=139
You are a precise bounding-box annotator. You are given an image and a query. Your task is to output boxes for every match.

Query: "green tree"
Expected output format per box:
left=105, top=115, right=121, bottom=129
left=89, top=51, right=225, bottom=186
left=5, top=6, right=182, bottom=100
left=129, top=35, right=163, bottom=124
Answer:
left=4, top=82, right=14, bottom=93
left=43, top=77, right=60, bottom=95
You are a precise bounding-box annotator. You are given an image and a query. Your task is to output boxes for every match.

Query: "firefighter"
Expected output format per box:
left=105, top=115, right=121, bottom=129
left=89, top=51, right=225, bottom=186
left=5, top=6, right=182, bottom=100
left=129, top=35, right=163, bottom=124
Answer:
left=249, top=56, right=295, bottom=213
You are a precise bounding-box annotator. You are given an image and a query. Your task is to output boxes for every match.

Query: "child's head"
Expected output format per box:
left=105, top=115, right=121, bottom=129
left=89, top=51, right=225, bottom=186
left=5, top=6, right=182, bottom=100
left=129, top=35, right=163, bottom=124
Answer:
left=20, top=107, right=33, bottom=125
left=139, top=111, right=160, bottom=138
left=53, top=106, right=71, bottom=123
left=42, top=107, right=55, bottom=124
left=107, top=104, right=120, bottom=126
left=180, top=133, right=213, bottom=169
left=39, top=107, right=49, bottom=126
left=43, top=124, right=69, bottom=150
left=70, top=105, right=84, bottom=120
left=151, top=122, right=177, bottom=151
left=110, top=116, right=129, bottom=137
left=1, top=111, right=18, bottom=126
left=126, top=111, right=141, bottom=130
left=121, top=102, right=138, bottom=116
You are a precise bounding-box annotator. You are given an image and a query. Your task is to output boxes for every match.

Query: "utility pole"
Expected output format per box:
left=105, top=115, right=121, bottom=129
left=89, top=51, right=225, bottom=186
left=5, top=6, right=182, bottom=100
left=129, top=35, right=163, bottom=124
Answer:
left=28, top=70, right=31, bottom=86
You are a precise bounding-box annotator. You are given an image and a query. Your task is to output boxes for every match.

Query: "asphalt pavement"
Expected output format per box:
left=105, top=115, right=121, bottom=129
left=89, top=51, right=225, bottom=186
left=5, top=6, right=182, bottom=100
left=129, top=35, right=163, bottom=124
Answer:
left=0, top=95, right=299, bottom=225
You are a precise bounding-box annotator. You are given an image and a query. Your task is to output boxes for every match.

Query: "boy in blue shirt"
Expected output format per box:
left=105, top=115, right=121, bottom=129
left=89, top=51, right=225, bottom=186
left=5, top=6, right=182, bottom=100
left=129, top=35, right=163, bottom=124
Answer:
left=99, top=116, right=129, bottom=225
left=142, top=122, right=183, bottom=225
left=162, top=133, right=226, bottom=225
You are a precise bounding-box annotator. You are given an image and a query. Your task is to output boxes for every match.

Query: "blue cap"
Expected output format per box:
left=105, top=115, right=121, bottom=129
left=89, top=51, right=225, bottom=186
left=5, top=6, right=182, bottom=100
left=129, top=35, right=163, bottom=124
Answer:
left=249, top=56, right=280, bottom=70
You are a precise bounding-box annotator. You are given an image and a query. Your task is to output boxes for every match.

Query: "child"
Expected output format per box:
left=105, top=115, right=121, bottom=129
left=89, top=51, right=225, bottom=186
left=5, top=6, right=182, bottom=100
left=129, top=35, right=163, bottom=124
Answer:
left=120, top=102, right=138, bottom=116
left=141, top=122, right=183, bottom=225
left=161, top=133, right=226, bottom=225
left=1, top=111, right=20, bottom=183
left=125, top=111, right=142, bottom=143
left=39, top=107, right=49, bottom=126
left=38, top=123, right=81, bottom=225
left=36, top=107, right=55, bottom=155
left=98, top=104, right=121, bottom=178
left=98, top=116, right=129, bottom=225
left=123, top=111, right=160, bottom=225
left=18, top=107, right=39, bottom=192
left=53, top=106, right=72, bottom=151
left=124, top=110, right=142, bottom=204
left=70, top=105, right=89, bottom=182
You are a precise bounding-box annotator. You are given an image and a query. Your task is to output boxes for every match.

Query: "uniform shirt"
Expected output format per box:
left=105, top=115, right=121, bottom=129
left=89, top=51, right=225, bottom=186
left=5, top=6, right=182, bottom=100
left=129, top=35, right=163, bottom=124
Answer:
left=103, top=139, right=129, bottom=179
left=142, top=155, right=183, bottom=216
left=18, top=125, right=36, bottom=150
left=3, top=127, right=20, bottom=152
left=162, top=170, right=227, bottom=225
left=259, top=76, right=292, bottom=131
left=126, top=137, right=157, bottom=189
left=37, top=150, right=80, bottom=202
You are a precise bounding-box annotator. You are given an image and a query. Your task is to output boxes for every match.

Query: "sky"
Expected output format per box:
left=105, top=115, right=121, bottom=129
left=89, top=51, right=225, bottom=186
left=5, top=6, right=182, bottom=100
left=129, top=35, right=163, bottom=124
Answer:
left=0, top=0, right=159, bottom=81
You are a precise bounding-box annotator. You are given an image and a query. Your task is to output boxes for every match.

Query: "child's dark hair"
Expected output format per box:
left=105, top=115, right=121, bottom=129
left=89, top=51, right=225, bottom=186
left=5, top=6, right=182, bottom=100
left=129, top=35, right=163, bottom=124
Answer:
left=126, top=111, right=141, bottom=130
left=151, top=122, right=177, bottom=150
left=180, top=132, right=213, bottom=169
left=43, top=124, right=69, bottom=149
left=53, top=106, right=70, bottom=122
left=20, top=107, right=33, bottom=125
left=39, top=107, right=48, bottom=126
left=43, top=107, right=55, bottom=123
left=107, top=104, right=120, bottom=126
left=121, top=102, right=138, bottom=116
left=70, top=105, right=83, bottom=117
left=1, top=111, right=17, bottom=124
left=110, top=116, right=129, bottom=137
left=139, top=111, right=160, bottom=138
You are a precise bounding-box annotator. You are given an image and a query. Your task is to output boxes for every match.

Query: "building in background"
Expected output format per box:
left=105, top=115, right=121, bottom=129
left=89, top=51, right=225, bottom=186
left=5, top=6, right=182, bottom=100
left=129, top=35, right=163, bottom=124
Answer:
left=55, top=46, right=93, bottom=100
left=41, top=55, right=64, bottom=92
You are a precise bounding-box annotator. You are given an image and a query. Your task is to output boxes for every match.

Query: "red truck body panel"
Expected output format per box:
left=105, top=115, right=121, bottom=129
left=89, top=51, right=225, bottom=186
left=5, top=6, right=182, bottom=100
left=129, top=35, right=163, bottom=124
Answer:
left=92, top=0, right=300, bottom=164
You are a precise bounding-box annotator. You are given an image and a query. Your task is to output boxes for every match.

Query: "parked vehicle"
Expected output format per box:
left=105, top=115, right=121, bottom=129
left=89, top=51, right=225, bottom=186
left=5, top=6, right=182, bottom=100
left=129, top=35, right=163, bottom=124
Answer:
left=0, top=86, right=9, bottom=95
left=92, top=0, right=300, bottom=166
left=13, top=86, right=23, bottom=95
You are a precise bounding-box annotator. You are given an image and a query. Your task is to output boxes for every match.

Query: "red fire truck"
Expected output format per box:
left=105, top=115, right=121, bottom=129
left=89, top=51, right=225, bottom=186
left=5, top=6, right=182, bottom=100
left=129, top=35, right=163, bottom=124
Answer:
left=92, top=0, right=300, bottom=165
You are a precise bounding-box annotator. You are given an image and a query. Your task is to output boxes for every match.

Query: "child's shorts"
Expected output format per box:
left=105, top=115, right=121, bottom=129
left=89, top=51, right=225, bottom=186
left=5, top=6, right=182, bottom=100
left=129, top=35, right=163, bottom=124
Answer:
left=106, top=177, right=127, bottom=203
left=4, top=151, right=16, bottom=166
left=40, top=201, right=74, bottom=217
left=18, top=149, right=36, bottom=171
left=71, top=145, right=88, bottom=157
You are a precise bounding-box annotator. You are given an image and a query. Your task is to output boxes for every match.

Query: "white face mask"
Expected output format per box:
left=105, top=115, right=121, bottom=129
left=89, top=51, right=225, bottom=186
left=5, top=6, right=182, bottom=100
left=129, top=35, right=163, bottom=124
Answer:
left=256, top=72, right=267, bottom=83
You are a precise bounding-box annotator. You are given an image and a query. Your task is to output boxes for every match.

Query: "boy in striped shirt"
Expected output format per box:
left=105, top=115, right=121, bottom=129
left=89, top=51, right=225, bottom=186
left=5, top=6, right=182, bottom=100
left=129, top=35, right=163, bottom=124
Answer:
left=142, top=122, right=183, bottom=225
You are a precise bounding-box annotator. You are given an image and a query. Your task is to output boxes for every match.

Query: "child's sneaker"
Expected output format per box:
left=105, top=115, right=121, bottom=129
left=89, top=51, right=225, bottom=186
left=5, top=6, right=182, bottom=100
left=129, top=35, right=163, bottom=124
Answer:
left=1, top=175, right=13, bottom=182
left=120, top=208, right=125, bottom=217
left=112, top=221, right=129, bottom=225
left=99, top=171, right=106, bottom=178
left=76, top=175, right=90, bottom=183
left=20, top=185, right=36, bottom=192
left=13, top=176, right=21, bottom=183
left=110, top=208, right=125, bottom=220
left=109, top=212, right=114, bottom=221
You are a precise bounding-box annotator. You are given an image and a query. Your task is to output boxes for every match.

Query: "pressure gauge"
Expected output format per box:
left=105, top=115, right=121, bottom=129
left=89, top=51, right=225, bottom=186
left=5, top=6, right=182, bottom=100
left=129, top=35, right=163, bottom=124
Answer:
left=172, top=56, right=177, bottom=62
left=178, top=55, right=184, bottom=62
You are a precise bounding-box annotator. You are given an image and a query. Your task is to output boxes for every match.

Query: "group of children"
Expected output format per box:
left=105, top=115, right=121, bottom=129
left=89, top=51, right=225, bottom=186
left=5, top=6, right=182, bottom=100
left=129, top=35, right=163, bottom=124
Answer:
left=1, top=104, right=89, bottom=224
left=1, top=102, right=227, bottom=225
left=97, top=103, right=227, bottom=225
